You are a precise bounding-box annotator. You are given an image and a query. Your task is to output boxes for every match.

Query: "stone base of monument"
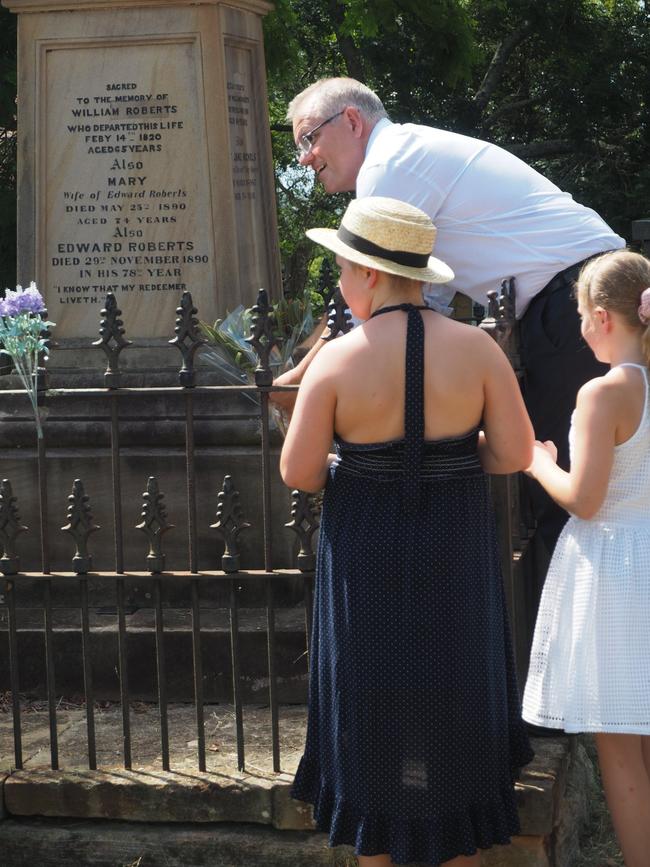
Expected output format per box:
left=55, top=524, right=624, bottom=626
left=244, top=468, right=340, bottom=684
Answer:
left=0, top=712, right=598, bottom=867
left=0, top=607, right=309, bottom=704
left=0, top=372, right=296, bottom=573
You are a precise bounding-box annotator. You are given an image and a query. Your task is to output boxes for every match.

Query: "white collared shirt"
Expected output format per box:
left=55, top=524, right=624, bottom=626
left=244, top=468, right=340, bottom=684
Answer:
left=357, top=119, right=625, bottom=317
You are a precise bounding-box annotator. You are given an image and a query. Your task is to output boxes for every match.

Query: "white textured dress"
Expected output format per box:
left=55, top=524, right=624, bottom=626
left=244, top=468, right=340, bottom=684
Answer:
left=523, top=363, right=650, bottom=734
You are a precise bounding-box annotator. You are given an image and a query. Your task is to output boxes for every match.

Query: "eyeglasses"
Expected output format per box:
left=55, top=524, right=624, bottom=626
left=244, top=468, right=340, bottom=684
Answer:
left=297, top=110, right=345, bottom=156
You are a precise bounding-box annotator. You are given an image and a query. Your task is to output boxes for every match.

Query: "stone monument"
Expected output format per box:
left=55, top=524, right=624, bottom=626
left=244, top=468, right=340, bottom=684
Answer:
left=3, top=0, right=281, bottom=349
left=0, top=0, right=296, bottom=575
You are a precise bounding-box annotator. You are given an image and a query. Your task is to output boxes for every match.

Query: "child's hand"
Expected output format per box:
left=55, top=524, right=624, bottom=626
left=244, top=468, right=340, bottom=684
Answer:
left=525, top=440, right=558, bottom=477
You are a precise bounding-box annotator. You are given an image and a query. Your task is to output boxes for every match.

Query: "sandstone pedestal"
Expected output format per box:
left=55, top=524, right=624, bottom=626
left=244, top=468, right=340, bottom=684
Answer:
left=1, top=0, right=290, bottom=578
left=0, top=709, right=599, bottom=867
left=3, top=0, right=281, bottom=362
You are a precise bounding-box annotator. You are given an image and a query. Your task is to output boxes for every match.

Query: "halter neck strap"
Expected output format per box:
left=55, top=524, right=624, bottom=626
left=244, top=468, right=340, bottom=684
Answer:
left=368, top=304, right=429, bottom=506
left=370, top=303, right=430, bottom=319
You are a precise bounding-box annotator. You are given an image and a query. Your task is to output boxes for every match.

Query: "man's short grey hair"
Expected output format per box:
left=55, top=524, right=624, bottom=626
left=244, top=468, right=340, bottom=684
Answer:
left=286, top=77, right=388, bottom=125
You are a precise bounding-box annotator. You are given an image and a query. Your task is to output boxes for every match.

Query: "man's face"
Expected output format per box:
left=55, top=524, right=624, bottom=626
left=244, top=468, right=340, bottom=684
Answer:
left=293, top=106, right=367, bottom=194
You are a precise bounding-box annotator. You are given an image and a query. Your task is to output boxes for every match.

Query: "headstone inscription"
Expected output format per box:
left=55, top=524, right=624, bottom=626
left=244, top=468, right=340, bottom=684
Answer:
left=3, top=0, right=281, bottom=344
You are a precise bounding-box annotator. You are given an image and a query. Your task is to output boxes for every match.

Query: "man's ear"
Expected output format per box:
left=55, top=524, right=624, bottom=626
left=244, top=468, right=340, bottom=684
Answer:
left=344, top=107, right=364, bottom=138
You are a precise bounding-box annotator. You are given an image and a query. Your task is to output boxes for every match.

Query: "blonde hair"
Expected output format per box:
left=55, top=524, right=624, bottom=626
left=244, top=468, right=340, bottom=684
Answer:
left=577, top=250, right=650, bottom=367
left=286, top=77, right=388, bottom=126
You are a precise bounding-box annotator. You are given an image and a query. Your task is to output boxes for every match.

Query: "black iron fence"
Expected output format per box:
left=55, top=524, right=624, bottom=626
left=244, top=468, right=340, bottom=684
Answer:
left=0, top=281, right=526, bottom=775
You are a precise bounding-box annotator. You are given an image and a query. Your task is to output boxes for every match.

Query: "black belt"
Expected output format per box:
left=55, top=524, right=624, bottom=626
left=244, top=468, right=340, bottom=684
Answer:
left=537, top=251, right=616, bottom=300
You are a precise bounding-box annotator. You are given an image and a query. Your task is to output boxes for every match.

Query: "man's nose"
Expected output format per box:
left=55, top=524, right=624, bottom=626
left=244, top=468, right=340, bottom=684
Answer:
left=298, top=149, right=314, bottom=167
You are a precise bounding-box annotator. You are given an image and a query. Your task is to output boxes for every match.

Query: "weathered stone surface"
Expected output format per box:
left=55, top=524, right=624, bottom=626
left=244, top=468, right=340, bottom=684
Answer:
left=0, top=773, right=8, bottom=819
left=5, top=767, right=275, bottom=824
left=272, top=781, right=316, bottom=831
left=3, top=0, right=281, bottom=344
left=483, top=836, right=550, bottom=867
left=0, top=818, right=355, bottom=866
left=0, top=710, right=87, bottom=775
left=516, top=737, right=571, bottom=835
left=0, top=704, right=586, bottom=865
left=0, top=704, right=307, bottom=777
left=0, top=608, right=309, bottom=704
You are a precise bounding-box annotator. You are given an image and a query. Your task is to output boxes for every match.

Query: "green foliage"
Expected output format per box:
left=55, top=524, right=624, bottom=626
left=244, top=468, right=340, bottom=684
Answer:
left=265, top=0, right=650, bottom=287
left=1, top=2, right=650, bottom=304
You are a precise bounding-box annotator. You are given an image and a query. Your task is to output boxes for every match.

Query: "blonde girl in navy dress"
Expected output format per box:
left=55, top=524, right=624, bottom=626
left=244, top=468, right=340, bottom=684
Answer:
left=524, top=250, right=650, bottom=867
left=281, top=197, right=534, bottom=866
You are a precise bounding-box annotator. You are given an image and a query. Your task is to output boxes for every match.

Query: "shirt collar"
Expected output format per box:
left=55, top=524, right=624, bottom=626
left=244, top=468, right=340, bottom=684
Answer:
left=365, top=117, right=393, bottom=156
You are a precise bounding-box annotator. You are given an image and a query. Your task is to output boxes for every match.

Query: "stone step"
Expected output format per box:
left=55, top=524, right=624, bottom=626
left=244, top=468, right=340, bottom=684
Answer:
left=0, top=607, right=309, bottom=703
left=0, top=818, right=353, bottom=867
left=1, top=738, right=581, bottom=835
left=0, top=701, right=599, bottom=867
left=0, top=817, right=563, bottom=867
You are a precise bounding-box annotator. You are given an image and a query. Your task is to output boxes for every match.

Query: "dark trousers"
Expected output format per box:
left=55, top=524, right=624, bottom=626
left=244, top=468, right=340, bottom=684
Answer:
left=519, top=259, right=608, bottom=584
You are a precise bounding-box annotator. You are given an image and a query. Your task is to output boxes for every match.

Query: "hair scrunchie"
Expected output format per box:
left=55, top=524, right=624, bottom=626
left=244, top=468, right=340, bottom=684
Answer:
left=639, top=287, right=650, bottom=325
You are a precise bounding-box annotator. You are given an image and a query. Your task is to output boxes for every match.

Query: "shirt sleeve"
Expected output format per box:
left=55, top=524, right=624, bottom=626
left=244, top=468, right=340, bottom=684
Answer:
left=356, top=160, right=446, bottom=219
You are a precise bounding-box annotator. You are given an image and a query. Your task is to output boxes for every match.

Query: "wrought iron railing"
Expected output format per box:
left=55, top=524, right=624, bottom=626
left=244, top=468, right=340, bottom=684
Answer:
left=0, top=286, right=343, bottom=774
left=0, top=280, right=524, bottom=775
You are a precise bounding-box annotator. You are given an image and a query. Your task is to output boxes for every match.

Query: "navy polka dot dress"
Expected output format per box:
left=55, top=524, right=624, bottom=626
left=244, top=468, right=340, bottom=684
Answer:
left=291, top=305, right=533, bottom=864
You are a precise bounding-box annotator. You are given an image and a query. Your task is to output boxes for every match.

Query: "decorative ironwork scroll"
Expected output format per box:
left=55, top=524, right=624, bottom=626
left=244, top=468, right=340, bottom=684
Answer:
left=92, top=293, right=132, bottom=388
left=169, top=292, right=206, bottom=388
left=316, top=258, right=336, bottom=307
left=136, top=477, right=174, bottom=574
left=285, top=490, right=320, bottom=572
left=480, top=277, right=516, bottom=343
left=246, top=288, right=278, bottom=387
left=323, top=287, right=352, bottom=341
left=210, top=475, right=250, bottom=573
left=0, top=480, right=28, bottom=575
left=61, top=479, right=100, bottom=574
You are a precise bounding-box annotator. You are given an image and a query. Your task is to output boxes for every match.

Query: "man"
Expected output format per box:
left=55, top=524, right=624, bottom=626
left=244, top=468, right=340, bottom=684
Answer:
left=275, top=76, right=625, bottom=555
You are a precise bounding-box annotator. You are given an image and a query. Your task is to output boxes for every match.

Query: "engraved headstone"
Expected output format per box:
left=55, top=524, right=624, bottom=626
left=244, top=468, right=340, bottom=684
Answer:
left=3, top=0, right=281, bottom=344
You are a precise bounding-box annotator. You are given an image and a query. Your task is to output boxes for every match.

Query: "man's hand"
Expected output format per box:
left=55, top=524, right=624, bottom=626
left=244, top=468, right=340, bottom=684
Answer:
left=270, top=369, right=301, bottom=411
left=270, top=316, right=330, bottom=411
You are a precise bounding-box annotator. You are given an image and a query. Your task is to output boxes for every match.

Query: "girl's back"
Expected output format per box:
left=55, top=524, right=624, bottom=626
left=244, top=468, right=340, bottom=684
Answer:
left=316, top=308, right=529, bottom=476
left=588, top=363, right=650, bottom=523
left=332, top=311, right=483, bottom=442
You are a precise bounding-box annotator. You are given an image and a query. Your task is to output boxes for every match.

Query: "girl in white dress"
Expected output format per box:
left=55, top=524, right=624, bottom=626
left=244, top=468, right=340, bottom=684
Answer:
left=523, top=250, right=650, bottom=867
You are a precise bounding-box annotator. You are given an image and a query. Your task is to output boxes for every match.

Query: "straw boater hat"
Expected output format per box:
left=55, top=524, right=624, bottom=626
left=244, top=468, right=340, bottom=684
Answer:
left=306, top=197, right=454, bottom=284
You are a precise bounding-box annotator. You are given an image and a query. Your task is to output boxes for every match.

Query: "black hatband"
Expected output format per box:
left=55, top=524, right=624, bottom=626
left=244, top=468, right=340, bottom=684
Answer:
left=337, top=226, right=429, bottom=268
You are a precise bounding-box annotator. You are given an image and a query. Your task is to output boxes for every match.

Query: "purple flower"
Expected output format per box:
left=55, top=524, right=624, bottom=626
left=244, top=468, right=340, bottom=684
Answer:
left=0, top=282, right=46, bottom=318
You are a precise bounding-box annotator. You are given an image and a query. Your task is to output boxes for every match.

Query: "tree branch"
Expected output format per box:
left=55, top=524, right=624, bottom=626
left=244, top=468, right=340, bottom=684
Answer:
left=482, top=97, right=538, bottom=129
left=327, top=0, right=366, bottom=83
left=505, top=139, right=623, bottom=161
left=473, top=21, right=535, bottom=113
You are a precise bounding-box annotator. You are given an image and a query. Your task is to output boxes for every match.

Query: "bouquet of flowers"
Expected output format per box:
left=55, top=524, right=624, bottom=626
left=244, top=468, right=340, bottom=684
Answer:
left=0, top=283, right=55, bottom=438
left=199, top=291, right=323, bottom=435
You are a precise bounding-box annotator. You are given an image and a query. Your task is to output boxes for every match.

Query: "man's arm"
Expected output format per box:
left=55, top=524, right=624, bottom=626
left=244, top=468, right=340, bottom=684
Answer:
left=270, top=316, right=330, bottom=411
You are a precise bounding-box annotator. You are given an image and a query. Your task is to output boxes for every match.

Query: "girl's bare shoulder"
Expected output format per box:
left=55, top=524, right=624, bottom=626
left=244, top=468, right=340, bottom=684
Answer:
left=432, top=314, right=495, bottom=340
left=575, top=369, right=635, bottom=420
left=580, top=365, right=645, bottom=399
left=306, top=328, right=366, bottom=377
left=430, top=315, right=508, bottom=360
